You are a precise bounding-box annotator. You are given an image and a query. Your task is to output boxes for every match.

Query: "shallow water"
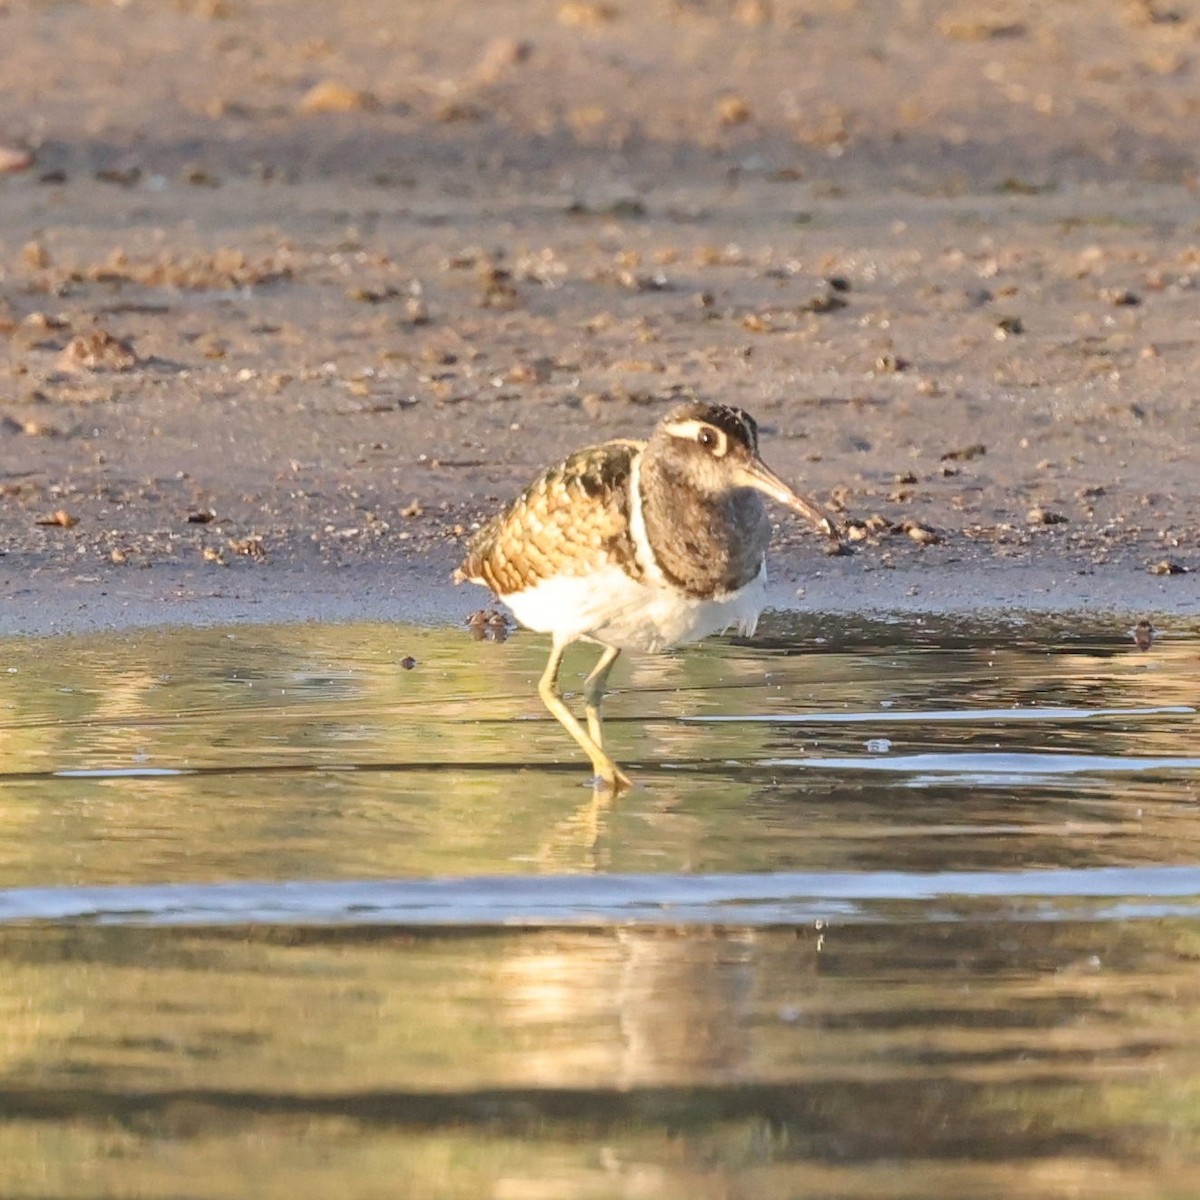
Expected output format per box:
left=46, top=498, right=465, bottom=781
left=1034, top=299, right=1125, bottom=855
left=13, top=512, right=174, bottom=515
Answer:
left=2, top=612, right=1199, bottom=1199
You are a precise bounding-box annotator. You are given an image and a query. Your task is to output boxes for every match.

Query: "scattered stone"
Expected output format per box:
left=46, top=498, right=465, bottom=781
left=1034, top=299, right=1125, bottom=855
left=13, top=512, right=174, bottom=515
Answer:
left=85, top=247, right=291, bottom=290
left=557, top=1, right=618, bottom=27
left=566, top=104, right=609, bottom=136
left=22, top=311, right=69, bottom=332
left=229, top=536, right=267, bottom=560
left=614, top=269, right=670, bottom=292
left=95, top=166, right=142, bottom=187
left=902, top=520, right=943, bottom=545
left=827, top=486, right=852, bottom=512
left=20, top=418, right=60, bottom=437
left=1101, top=287, right=1142, bottom=306
left=298, top=81, right=378, bottom=113
left=505, top=357, right=554, bottom=385
left=58, top=330, right=139, bottom=372
left=36, top=510, right=78, bottom=528
left=433, top=99, right=486, bottom=123
left=475, top=36, right=532, bottom=82
left=466, top=608, right=513, bottom=642
left=567, top=196, right=645, bottom=219
left=1027, top=507, right=1068, bottom=525
left=937, top=13, right=1025, bottom=40
left=0, top=145, right=34, bottom=173
left=715, top=94, right=752, bottom=126
left=22, top=241, right=50, bottom=269
left=183, top=164, right=221, bottom=187
left=478, top=266, right=521, bottom=309
left=998, top=177, right=1052, bottom=195
left=347, top=285, right=400, bottom=304
left=941, top=443, right=987, bottom=461
left=734, top=0, right=772, bottom=25
left=404, top=297, right=431, bottom=325
left=2, top=415, right=59, bottom=437
left=1125, top=0, right=1184, bottom=27
left=399, top=655, right=417, bottom=670
left=800, top=292, right=848, bottom=314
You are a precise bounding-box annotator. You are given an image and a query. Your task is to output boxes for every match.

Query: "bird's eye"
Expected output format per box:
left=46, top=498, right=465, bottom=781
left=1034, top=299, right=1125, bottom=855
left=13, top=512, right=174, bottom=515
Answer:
left=697, top=427, right=716, bottom=449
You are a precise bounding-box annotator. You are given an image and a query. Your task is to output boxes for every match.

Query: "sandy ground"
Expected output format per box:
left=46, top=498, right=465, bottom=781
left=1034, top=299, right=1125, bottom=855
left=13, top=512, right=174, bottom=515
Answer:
left=1, top=0, right=1198, bottom=635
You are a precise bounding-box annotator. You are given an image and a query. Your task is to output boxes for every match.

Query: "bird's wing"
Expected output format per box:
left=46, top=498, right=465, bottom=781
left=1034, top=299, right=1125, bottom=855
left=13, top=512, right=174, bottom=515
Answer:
left=458, top=439, right=645, bottom=595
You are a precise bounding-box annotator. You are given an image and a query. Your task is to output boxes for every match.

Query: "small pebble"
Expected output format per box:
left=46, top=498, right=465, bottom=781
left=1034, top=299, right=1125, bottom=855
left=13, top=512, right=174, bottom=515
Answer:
left=903, top=521, right=943, bottom=545
left=298, top=81, right=378, bottom=113
left=0, top=145, right=34, bottom=173
left=1028, top=507, right=1068, bottom=526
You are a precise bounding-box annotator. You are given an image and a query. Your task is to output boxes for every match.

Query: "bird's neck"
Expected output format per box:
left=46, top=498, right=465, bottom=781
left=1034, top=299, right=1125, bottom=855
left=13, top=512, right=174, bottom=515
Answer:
left=637, top=453, right=768, bottom=598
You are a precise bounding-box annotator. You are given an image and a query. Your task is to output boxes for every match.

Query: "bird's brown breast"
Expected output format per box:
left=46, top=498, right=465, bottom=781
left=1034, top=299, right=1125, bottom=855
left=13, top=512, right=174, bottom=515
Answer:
left=638, top=457, right=770, bottom=598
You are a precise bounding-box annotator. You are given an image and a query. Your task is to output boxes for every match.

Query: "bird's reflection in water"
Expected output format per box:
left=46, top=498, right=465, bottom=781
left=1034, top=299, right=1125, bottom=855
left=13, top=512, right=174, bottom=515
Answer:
left=614, top=926, right=758, bottom=1085
left=490, top=922, right=771, bottom=1089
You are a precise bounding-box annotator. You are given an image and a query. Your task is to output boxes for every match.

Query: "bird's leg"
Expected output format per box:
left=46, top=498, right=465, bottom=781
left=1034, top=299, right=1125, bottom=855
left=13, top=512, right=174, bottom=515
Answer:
left=583, top=645, right=622, bottom=748
left=538, top=642, right=632, bottom=791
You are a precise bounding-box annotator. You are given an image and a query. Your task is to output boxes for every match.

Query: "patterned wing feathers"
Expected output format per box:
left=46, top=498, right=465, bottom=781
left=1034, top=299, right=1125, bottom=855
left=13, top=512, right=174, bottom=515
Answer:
left=459, top=440, right=643, bottom=595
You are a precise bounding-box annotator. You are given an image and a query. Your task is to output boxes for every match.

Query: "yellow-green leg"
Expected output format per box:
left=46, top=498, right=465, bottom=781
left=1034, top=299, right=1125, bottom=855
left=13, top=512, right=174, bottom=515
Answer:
left=538, top=642, right=632, bottom=791
left=583, top=644, right=622, bottom=748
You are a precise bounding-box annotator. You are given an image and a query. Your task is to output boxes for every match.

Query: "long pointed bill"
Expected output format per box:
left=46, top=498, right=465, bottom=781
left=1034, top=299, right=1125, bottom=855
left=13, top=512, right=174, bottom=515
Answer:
left=736, top=457, right=838, bottom=538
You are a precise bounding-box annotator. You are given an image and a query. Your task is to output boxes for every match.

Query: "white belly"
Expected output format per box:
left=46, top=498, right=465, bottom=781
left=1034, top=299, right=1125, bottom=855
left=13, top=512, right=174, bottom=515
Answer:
left=503, top=564, right=767, bottom=653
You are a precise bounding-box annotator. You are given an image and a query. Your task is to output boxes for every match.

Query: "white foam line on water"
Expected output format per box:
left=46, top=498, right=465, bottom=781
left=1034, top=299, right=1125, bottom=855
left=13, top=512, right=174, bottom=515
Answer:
left=684, top=705, right=1196, bottom=725
left=2, top=866, right=1200, bottom=928
left=54, top=767, right=195, bottom=779
left=756, top=752, right=1200, bottom=775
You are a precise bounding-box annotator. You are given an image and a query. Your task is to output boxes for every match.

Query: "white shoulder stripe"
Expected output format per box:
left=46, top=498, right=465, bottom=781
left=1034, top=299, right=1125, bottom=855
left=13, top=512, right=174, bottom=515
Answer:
left=627, top=451, right=666, bottom=584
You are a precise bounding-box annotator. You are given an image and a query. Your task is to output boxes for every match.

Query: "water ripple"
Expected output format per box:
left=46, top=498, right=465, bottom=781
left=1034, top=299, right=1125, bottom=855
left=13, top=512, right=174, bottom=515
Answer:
left=758, top=752, right=1200, bottom=778
left=3, top=866, right=1200, bottom=928
left=685, top=704, right=1195, bottom=724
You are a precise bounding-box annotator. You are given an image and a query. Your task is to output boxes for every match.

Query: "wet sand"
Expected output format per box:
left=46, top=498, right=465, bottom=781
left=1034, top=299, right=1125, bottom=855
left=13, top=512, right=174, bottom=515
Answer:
left=1, top=0, right=1197, bottom=635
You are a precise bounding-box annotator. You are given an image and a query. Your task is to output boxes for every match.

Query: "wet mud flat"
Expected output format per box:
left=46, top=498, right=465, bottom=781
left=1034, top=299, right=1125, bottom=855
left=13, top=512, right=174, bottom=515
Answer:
left=0, top=0, right=1198, bottom=624
left=1, top=175, right=1198, bottom=622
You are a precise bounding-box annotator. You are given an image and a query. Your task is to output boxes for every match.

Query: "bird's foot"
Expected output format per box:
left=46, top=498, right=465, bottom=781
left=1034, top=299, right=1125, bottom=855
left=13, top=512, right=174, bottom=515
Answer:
left=591, top=760, right=634, bottom=794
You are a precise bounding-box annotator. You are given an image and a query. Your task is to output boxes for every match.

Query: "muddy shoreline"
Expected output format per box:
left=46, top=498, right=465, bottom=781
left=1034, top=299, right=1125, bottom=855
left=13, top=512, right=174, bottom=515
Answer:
left=2, top=554, right=1193, bottom=639
left=2, top=0, right=1198, bottom=638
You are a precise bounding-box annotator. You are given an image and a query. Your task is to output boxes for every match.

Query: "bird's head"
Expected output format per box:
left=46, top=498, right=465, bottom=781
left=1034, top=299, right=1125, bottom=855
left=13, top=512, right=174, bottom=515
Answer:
left=649, top=402, right=832, bottom=533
